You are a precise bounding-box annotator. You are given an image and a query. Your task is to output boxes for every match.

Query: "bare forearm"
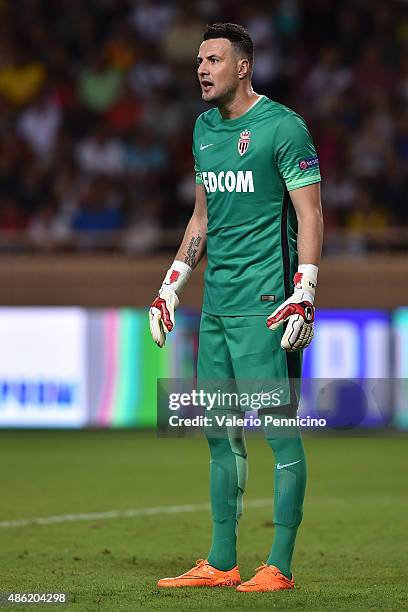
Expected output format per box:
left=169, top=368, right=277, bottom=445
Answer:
left=175, top=214, right=207, bottom=270
left=289, top=183, right=324, bottom=266
left=297, top=206, right=324, bottom=265
left=149, top=186, right=207, bottom=348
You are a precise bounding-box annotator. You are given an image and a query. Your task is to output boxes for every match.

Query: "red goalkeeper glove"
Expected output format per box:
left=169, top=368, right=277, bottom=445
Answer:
left=149, top=261, right=192, bottom=348
left=266, top=264, right=318, bottom=351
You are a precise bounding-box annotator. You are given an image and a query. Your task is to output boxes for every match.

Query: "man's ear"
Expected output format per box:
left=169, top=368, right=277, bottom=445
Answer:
left=238, top=58, right=250, bottom=80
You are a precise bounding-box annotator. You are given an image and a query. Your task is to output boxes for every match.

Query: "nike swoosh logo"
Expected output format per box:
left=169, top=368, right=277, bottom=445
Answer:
left=200, top=143, right=214, bottom=150
left=276, top=460, right=302, bottom=470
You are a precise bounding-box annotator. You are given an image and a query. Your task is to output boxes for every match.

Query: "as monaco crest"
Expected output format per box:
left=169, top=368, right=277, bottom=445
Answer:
left=238, top=129, right=251, bottom=156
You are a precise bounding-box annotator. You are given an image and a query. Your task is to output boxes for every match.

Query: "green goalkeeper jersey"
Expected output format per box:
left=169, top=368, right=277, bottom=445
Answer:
left=193, top=95, right=321, bottom=316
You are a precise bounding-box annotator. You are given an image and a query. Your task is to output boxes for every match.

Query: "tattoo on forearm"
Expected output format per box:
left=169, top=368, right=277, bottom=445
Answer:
left=184, top=234, right=202, bottom=268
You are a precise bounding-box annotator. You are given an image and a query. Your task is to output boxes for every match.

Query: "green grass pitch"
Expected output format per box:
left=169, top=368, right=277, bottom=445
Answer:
left=0, top=430, right=407, bottom=611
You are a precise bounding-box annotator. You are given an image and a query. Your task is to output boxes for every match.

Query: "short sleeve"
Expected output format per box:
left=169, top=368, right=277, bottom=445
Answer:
left=192, top=119, right=203, bottom=185
left=275, top=113, right=321, bottom=191
left=193, top=149, right=203, bottom=185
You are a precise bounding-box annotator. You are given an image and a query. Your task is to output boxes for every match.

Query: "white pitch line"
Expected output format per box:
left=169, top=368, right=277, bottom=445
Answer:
left=0, top=499, right=271, bottom=529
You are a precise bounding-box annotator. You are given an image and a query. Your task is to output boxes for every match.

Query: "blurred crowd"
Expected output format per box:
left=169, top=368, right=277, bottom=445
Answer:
left=0, top=0, right=407, bottom=254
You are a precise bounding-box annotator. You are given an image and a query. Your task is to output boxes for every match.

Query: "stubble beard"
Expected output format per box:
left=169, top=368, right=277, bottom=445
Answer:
left=203, top=81, right=238, bottom=108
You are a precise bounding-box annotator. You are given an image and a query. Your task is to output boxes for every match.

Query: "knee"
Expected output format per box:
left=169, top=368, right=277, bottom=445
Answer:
left=265, top=432, right=304, bottom=458
left=206, top=436, right=233, bottom=460
left=206, top=432, right=247, bottom=461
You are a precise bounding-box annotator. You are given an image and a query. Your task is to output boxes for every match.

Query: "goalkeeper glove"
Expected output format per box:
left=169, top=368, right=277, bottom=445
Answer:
left=266, top=264, right=318, bottom=351
left=149, top=260, right=192, bottom=348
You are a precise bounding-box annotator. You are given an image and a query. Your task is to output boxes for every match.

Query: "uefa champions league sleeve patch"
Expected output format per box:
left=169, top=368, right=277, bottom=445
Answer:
left=298, top=156, right=319, bottom=170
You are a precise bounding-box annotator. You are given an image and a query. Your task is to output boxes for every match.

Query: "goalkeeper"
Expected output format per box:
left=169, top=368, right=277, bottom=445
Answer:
left=150, top=22, right=323, bottom=593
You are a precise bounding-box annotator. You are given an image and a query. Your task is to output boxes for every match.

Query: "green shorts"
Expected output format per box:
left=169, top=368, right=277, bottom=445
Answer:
left=197, top=312, right=302, bottom=415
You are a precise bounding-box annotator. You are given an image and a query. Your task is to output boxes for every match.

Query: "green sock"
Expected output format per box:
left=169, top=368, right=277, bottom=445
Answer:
left=206, top=430, right=247, bottom=571
left=208, top=519, right=238, bottom=571
left=264, top=425, right=307, bottom=579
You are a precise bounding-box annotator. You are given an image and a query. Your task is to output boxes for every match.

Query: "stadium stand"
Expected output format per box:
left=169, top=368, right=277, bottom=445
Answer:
left=0, top=0, right=406, bottom=254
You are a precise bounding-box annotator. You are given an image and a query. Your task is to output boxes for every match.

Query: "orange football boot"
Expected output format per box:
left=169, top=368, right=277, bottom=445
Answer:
left=236, top=564, right=294, bottom=592
left=157, top=559, right=241, bottom=588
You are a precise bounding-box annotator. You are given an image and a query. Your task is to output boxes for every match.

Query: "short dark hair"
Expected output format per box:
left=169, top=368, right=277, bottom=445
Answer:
left=203, top=23, right=254, bottom=73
